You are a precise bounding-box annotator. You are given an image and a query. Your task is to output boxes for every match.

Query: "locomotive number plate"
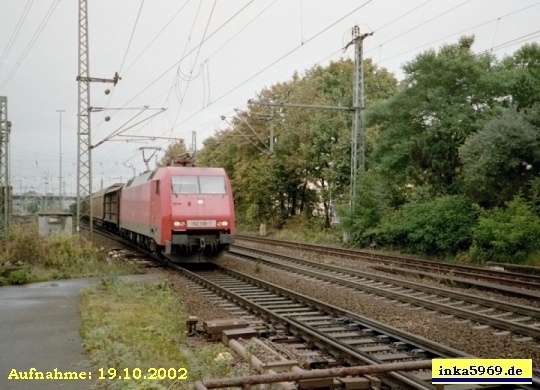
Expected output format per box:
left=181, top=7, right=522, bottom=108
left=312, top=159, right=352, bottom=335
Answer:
left=187, top=220, right=216, bottom=228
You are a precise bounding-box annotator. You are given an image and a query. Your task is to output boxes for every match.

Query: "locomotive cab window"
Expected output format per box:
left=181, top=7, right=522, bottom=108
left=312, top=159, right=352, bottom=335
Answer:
left=171, top=175, right=226, bottom=194
left=172, top=175, right=199, bottom=194
left=199, top=176, right=226, bottom=194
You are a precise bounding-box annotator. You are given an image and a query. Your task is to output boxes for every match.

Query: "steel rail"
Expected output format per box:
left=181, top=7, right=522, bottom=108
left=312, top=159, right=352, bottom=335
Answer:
left=170, top=263, right=472, bottom=390
left=237, top=234, right=540, bottom=292
left=218, top=265, right=468, bottom=358
left=85, top=226, right=540, bottom=389
left=232, top=246, right=540, bottom=316
left=229, top=246, right=540, bottom=339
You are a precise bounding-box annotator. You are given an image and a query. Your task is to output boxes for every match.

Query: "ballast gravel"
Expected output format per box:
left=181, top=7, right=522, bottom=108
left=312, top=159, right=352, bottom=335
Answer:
left=88, top=232, right=540, bottom=375
left=216, top=254, right=540, bottom=375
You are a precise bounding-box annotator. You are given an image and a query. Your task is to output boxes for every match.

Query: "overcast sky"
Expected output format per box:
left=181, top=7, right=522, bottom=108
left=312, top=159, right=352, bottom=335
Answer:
left=1, top=0, right=539, bottom=196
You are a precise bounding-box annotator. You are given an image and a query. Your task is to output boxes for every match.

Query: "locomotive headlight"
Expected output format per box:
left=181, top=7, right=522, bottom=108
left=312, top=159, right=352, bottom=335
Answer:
left=217, top=221, right=229, bottom=227
left=173, top=221, right=186, bottom=227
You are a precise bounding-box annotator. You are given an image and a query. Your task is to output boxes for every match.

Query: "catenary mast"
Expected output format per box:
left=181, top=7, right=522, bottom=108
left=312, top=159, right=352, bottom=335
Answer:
left=0, top=96, right=11, bottom=229
left=77, top=0, right=119, bottom=239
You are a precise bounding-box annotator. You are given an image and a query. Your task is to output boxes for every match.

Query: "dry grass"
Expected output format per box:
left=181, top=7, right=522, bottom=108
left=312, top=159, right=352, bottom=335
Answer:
left=0, top=222, right=140, bottom=285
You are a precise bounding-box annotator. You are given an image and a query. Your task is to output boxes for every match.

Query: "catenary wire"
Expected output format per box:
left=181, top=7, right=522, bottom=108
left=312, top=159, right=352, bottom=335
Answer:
left=0, top=0, right=60, bottom=91
left=171, top=0, right=375, bottom=130
left=94, top=0, right=192, bottom=135
left=167, top=1, right=540, bottom=157
left=95, top=0, right=146, bottom=138
left=119, top=0, right=145, bottom=76
left=120, top=0, right=437, bottom=148
left=0, top=0, right=35, bottom=69
left=377, top=2, right=540, bottom=65
left=86, top=1, right=536, bottom=175
left=94, top=0, right=257, bottom=160
left=171, top=0, right=218, bottom=131
left=123, top=0, right=192, bottom=75
left=110, top=1, right=256, bottom=114
left=368, top=0, right=472, bottom=53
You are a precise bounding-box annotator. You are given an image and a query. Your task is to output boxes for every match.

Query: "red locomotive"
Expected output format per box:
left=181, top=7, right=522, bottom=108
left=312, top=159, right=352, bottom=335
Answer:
left=90, top=164, right=235, bottom=261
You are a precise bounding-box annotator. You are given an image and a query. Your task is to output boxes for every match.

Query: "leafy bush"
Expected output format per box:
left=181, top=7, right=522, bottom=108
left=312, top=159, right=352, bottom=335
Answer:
left=469, top=197, right=540, bottom=263
left=376, top=195, right=477, bottom=256
left=7, top=268, right=32, bottom=284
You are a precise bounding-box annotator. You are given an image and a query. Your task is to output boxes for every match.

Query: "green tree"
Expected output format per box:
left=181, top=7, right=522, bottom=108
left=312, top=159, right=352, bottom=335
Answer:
left=502, top=43, right=540, bottom=110
left=197, top=110, right=278, bottom=226
left=369, top=36, right=503, bottom=196
left=459, top=107, right=540, bottom=206
left=340, top=171, right=393, bottom=246
left=158, top=139, right=189, bottom=167
left=199, top=58, right=397, bottom=229
left=297, top=59, right=397, bottom=226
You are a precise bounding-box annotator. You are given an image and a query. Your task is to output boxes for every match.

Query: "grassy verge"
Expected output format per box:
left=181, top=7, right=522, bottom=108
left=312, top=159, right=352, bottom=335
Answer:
left=0, top=222, right=140, bottom=285
left=81, top=277, right=247, bottom=389
left=239, top=216, right=344, bottom=246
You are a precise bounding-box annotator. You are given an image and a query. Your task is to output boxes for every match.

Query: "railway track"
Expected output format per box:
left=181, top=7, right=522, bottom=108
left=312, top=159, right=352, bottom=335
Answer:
left=87, top=227, right=540, bottom=388
left=237, top=234, right=540, bottom=293
left=85, top=226, right=438, bottom=388
left=171, top=262, right=540, bottom=390
left=228, top=245, right=540, bottom=340
left=173, top=262, right=467, bottom=390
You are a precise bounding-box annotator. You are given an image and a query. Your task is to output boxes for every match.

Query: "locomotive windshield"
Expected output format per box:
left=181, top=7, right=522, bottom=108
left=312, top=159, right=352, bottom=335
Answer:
left=171, top=175, right=227, bottom=194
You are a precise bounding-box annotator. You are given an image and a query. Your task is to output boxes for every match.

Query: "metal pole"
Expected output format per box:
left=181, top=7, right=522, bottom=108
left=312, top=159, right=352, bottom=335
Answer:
left=57, top=110, right=65, bottom=210
left=347, top=26, right=372, bottom=212
left=197, top=359, right=432, bottom=389
left=77, top=0, right=92, bottom=239
left=269, top=105, right=275, bottom=153
left=191, top=131, right=197, bottom=157
left=77, top=1, right=119, bottom=240
left=6, top=120, right=11, bottom=227
left=0, top=96, right=10, bottom=230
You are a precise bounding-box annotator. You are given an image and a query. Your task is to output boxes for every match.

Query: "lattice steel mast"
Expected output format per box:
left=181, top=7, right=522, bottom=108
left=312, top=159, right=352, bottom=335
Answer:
left=0, top=96, right=11, bottom=230
left=76, top=0, right=91, bottom=234
left=347, top=26, right=372, bottom=212
left=77, top=0, right=119, bottom=237
left=191, top=131, right=197, bottom=157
